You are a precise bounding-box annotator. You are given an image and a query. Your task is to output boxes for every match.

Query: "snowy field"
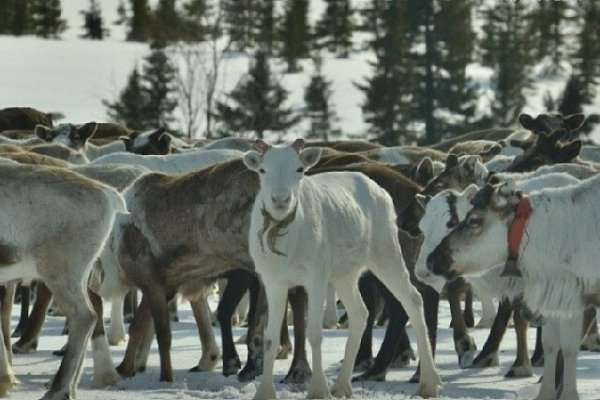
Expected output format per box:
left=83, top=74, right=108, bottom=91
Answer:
left=6, top=297, right=600, bottom=400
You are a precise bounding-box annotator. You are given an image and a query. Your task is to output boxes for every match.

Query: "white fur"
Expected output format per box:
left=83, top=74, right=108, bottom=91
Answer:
left=245, top=141, right=441, bottom=400
left=91, top=149, right=242, bottom=174
left=434, top=174, right=600, bottom=400
left=369, top=147, right=411, bottom=164
left=0, top=164, right=125, bottom=398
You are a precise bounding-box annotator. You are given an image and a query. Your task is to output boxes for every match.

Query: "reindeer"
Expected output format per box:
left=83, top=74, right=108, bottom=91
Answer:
left=0, top=163, right=125, bottom=399
left=244, top=139, right=441, bottom=399
left=427, top=175, right=600, bottom=400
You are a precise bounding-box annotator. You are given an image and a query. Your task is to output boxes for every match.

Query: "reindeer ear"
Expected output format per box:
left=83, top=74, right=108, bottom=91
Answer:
left=300, top=147, right=322, bottom=170
left=446, top=154, right=459, bottom=169
left=463, top=155, right=481, bottom=172
left=77, top=122, right=98, bottom=141
left=120, top=136, right=133, bottom=151
left=519, top=113, right=535, bottom=130
left=415, top=157, right=434, bottom=185
left=558, top=140, right=582, bottom=161
left=35, top=124, right=54, bottom=141
left=564, top=114, right=585, bottom=131
left=463, top=184, right=479, bottom=203
left=291, top=138, right=305, bottom=152
left=480, top=143, right=502, bottom=158
left=156, top=133, right=171, bottom=155
left=415, top=194, right=431, bottom=209
left=243, top=150, right=263, bottom=172
left=254, top=138, right=271, bottom=154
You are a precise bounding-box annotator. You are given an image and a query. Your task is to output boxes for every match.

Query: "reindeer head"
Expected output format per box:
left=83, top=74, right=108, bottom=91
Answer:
left=426, top=179, right=520, bottom=280
left=122, top=127, right=171, bottom=155
left=414, top=184, right=479, bottom=292
left=35, top=122, right=97, bottom=150
left=244, top=138, right=322, bottom=220
left=507, top=129, right=582, bottom=172
left=519, top=112, right=585, bottom=138
left=421, top=154, right=483, bottom=195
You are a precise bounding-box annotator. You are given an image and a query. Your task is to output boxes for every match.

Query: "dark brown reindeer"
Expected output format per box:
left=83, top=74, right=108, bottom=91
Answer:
left=0, top=107, right=53, bottom=131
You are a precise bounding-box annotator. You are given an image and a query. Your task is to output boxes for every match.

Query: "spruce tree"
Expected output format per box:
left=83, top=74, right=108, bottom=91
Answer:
left=357, top=0, right=415, bottom=145
left=154, top=0, right=180, bottom=41
left=570, top=1, right=600, bottom=106
left=304, top=56, right=339, bottom=140
left=214, top=51, right=300, bottom=138
left=1, top=0, right=32, bottom=35
left=527, top=0, right=571, bottom=74
left=180, top=0, right=210, bottom=41
left=81, top=0, right=107, bottom=40
left=223, top=0, right=256, bottom=51
left=408, top=0, right=480, bottom=143
left=480, top=1, right=532, bottom=126
left=32, top=0, right=67, bottom=38
left=103, top=67, right=147, bottom=129
left=256, top=0, right=276, bottom=55
left=280, top=0, right=311, bottom=72
left=315, top=0, right=354, bottom=58
left=140, top=41, right=178, bottom=130
left=128, top=0, right=152, bottom=41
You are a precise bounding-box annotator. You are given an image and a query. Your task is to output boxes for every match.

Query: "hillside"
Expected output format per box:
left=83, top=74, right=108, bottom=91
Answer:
left=1, top=0, right=598, bottom=142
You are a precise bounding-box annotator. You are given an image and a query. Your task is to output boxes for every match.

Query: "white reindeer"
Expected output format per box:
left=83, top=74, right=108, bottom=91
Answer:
left=91, top=148, right=242, bottom=173
left=0, top=163, right=125, bottom=399
left=243, top=139, right=441, bottom=400
left=426, top=174, right=600, bottom=400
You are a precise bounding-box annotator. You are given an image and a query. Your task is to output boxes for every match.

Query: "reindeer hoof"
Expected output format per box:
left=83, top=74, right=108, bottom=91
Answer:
left=221, top=357, right=241, bottom=376
left=470, top=352, right=499, bottom=368
left=281, top=359, right=311, bottom=384
left=331, top=380, right=352, bottom=398
left=12, top=339, right=37, bottom=354
left=392, top=348, right=416, bottom=368
left=415, top=380, right=442, bottom=399
left=91, top=370, right=120, bottom=389
left=0, top=374, right=19, bottom=397
left=237, top=363, right=256, bottom=382
left=456, top=336, right=477, bottom=368
left=115, top=364, right=136, bottom=379
left=505, top=363, right=533, bottom=378
left=191, top=352, right=221, bottom=372
left=352, top=370, right=385, bottom=382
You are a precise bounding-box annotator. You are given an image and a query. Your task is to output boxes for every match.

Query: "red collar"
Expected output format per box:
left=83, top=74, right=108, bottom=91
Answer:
left=507, top=195, right=533, bottom=260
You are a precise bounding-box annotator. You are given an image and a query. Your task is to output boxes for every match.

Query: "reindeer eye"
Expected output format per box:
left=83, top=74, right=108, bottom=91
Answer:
left=467, top=215, right=482, bottom=228
left=259, top=168, right=266, bottom=174
left=296, top=167, right=304, bottom=173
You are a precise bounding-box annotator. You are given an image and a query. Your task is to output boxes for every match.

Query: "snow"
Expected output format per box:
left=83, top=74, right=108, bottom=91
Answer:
left=7, top=297, right=600, bottom=399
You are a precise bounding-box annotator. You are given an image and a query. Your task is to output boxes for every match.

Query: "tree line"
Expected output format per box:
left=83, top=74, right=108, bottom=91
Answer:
left=2, top=0, right=599, bottom=144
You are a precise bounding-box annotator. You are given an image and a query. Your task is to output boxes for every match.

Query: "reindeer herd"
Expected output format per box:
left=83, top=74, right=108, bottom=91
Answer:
left=0, top=106, right=597, bottom=400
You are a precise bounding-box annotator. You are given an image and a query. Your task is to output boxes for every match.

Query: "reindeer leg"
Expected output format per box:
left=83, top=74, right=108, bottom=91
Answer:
left=88, top=289, right=119, bottom=388
left=13, top=282, right=52, bottom=354
left=282, top=286, right=311, bottom=383
left=189, top=292, right=221, bottom=372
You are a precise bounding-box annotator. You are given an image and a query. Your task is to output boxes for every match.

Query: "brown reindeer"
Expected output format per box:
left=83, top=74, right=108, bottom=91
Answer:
left=115, top=158, right=311, bottom=383
left=0, top=107, right=53, bottom=131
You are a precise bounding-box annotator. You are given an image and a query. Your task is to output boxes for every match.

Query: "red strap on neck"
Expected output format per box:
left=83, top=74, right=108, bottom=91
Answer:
left=507, top=195, right=533, bottom=259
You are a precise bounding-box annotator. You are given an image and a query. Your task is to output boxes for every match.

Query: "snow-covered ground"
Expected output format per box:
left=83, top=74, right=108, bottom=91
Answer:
left=6, top=297, right=600, bottom=400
